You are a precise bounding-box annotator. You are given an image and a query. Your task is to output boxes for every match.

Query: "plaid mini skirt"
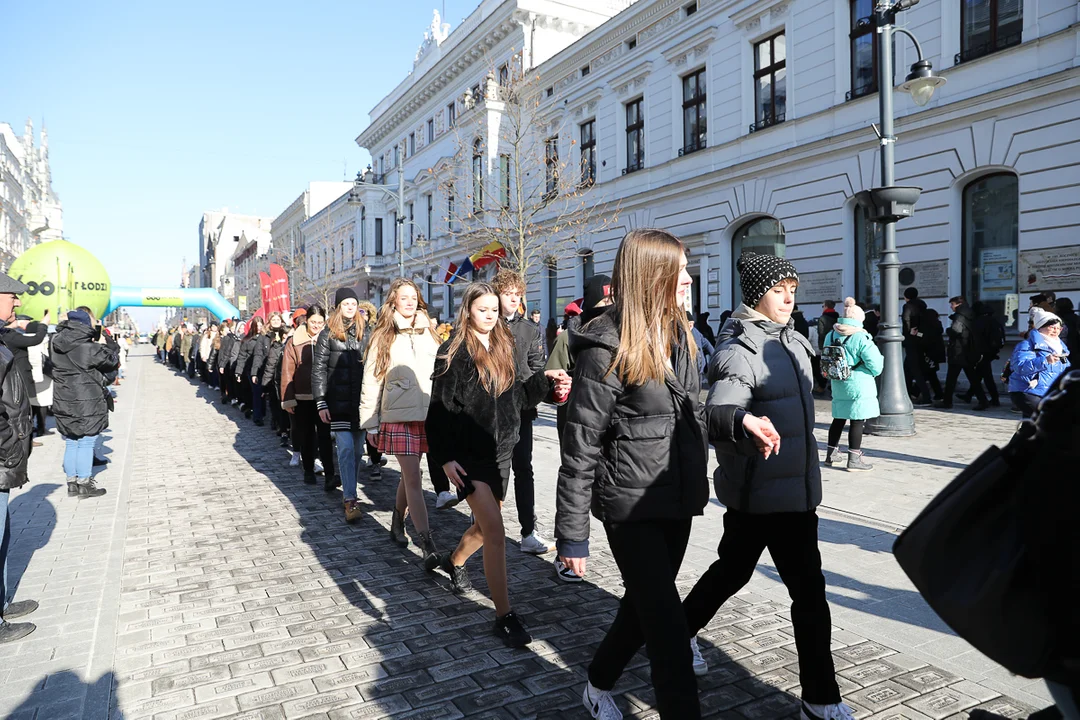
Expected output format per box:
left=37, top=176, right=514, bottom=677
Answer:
left=374, top=422, right=428, bottom=457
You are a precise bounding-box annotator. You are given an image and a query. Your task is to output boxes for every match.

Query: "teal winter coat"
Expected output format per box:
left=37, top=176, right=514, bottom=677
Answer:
left=825, top=318, right=884, bottom=420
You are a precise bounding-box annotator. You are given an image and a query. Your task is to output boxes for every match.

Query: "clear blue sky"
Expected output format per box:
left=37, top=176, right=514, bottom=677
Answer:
left=1, top=0, right=477, bottom=327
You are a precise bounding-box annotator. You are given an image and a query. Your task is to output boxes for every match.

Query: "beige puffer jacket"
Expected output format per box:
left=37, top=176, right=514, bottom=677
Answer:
left=359, top=311, right=440, bottom=430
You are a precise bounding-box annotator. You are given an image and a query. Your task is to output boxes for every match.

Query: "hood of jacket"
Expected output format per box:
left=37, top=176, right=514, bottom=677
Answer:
left=394, top=311, right=433, bottom=331
left=832, top=317, right=865, bottom=336
left=51, top=320, right=96, bottom=355
left=291, top=325, right=312, bottom=346
left=720, top=304, right=815, bottom=355
left=951, top=303, right=976, bottom=323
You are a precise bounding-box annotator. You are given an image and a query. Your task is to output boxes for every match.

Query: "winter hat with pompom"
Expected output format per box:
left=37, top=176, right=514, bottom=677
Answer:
left=842, top=297, right=866, bottom=323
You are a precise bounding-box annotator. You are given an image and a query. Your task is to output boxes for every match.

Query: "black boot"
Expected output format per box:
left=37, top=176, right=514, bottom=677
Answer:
left=420, top=531, right=440, bottom=572
left=77, top=478, right=107, bottom=498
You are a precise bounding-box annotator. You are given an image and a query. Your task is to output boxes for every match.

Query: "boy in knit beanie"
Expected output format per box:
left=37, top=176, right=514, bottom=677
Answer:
left=684, top=253, right=856, bottom=720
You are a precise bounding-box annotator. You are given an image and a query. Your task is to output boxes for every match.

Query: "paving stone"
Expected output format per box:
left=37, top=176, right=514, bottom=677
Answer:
left=903, top=687, right=982, bottom=719
left=847, top=681, right=921, bottom=714
left=894, top=667, right=962, bottom=694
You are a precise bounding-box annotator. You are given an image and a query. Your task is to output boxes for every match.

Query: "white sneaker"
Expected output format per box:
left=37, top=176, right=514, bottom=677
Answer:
left=289, top=452, right=301, bottom=467
left=520, top=531, right=555, bottom=555
left=583, top=681, right=622, bottom=720
left=690, top=636, right=708, bottom=676
left=435, top=491, right=459, bottom=510
left=554, top=558, right=584, bottom=583
left=801, top=701, right=855, bottom=720
left=314, top=459, right=324, bottom=475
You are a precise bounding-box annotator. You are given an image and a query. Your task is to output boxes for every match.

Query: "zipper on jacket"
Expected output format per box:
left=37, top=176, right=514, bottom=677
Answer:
left=780, top=329, right=815, bottom=512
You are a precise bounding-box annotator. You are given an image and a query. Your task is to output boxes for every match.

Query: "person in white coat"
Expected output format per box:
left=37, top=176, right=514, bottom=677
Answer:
left=27, top=335, right=52, bottom=437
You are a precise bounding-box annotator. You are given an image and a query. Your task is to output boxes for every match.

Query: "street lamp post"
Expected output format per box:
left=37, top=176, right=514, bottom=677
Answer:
left=863, top=0, right=946, bottom=437
left=350, top=166, right=427, bottom=283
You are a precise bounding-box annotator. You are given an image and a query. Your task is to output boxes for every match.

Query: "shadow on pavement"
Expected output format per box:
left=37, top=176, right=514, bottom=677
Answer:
left=6, top=482, right=60, bottom=594
left=3, top=667, right=122, bottom=719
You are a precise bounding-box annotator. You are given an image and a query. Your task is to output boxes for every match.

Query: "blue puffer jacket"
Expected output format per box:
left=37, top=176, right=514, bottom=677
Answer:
left=1008, top=332, right=1071, bottom=396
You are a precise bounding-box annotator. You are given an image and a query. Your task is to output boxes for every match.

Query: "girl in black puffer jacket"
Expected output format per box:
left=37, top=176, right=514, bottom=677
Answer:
left=312, top=289, right=368, bottom=520
left=261, top=314, right=289, bottom=444
left=554, top=230, right=776, bottom=720
left=234, top=317, right=266, bottom=421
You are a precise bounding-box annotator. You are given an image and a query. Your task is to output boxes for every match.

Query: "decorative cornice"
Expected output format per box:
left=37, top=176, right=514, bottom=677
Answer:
left=731, top=0, right=789, bottom=31
left=661, top=26, right=717, bottom=64
left=605, top=60, right=654, bottom=99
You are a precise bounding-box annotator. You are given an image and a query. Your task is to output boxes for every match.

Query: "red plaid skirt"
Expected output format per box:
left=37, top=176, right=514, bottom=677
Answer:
left=374, top=422, right=428, bottom=457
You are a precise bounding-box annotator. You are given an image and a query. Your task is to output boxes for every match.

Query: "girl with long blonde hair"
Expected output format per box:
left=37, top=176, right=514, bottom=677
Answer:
left=427, top=283, right=569, bottom=647
left=359, top=279, right=442, bottom=569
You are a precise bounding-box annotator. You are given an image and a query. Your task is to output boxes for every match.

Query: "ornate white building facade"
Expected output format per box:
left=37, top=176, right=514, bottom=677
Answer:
left=0, top=119, right=63, bottom=270
left=344, top=0, right=1077, bottom=330
left=270, top=182, right=353, bottom=307
left=197, top=211, right=273, bottom=301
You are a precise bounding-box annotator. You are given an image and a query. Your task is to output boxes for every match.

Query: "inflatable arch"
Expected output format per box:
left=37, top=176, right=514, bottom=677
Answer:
left=105, top=287, right=240, bottom=321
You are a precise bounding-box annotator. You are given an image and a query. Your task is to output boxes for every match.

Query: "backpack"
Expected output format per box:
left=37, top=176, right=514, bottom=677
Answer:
left=820, top=333, right=852, bottom=381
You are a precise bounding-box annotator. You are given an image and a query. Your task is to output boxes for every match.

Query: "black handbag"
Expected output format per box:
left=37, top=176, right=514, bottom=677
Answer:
left=893, top=369, right=1079, bottom=680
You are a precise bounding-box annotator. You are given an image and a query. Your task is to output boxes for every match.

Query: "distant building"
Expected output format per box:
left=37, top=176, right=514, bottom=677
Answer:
left=197, top=210, right=273, bottom=301
left=0, top=118, right=63, bottom=270
left=270, top=182, right=353, bottom=308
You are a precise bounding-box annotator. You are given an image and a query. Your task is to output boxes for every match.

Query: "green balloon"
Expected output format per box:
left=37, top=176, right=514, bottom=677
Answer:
left=9, top=240, right=112, bottom=322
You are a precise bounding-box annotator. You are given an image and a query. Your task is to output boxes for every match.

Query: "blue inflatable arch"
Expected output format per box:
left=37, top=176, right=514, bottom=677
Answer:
left=105, top=287, right=241, bottom=321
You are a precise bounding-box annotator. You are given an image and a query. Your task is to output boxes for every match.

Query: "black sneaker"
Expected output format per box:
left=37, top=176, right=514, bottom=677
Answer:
left=440, top=555, right=472, bottom=593
left=0, top=621, right=36, bottom=644
left=67, top=480, right=80, bottom=497
left=3, top=600, right=38, bottom=619
left=77, top=479, right=107, bottom=498
left=370, top=466, right=382, bottom=481
left=279, top=434, right=290, bottom=447
left=303, top=471, right=317, bottom=485
left=493, top=612, right=532, bottom=648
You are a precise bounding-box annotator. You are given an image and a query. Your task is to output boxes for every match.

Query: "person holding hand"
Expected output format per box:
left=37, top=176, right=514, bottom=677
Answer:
left=427, top=282, right=570, bottom=648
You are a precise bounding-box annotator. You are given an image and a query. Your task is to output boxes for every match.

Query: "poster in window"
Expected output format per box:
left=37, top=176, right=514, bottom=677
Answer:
left=978, top=248, right=1016, bottom=301
left=1018, top=247, right=1080, bottom=291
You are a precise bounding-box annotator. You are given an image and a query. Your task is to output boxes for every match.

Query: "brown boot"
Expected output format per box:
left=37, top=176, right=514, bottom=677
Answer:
left=344, top=500, right=362, bottom=524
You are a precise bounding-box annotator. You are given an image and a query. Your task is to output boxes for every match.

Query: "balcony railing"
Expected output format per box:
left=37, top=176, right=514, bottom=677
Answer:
left=622, top=160, right=645, bottom=175
left=749, top=113, right=785, bottom=134
left=678, top=139, right=707, bottom=156
left=846, top=83, right=876, bottom=102
left=955, top=32, right=1021, bottom=65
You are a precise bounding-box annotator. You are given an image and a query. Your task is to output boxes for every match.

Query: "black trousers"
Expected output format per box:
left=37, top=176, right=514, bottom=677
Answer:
left=683, top=509, right=841, bottom=705
left=962, top=356, right=1000, bottom=403
left=590, top=518, right=700, bottom=719
left=905, top=344, right=930, bottom=400
left=1010, top=391, right=1041, bottom=419
left=269, top=391, right=286, bottom=433
left=292, top=400, right=335, bottom=476
left=511, top=412, right=536, bottom=537
left=944, top=362, right=987, bottom=405
left=426, top=453, right=449, bottom=493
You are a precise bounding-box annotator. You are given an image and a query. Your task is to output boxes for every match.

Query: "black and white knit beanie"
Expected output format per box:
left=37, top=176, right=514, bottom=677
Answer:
left=737, top=252, right=800, bottom=308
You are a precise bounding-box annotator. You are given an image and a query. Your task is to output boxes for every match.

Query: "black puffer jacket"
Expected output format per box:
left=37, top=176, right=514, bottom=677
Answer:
left=50, top=320, right=119, bottom=439
left=312, top=323, right=367, bottom=431
left=0, top=322, right=47, bottom=398
left=234, top=335, right=261, bottom=379
left=427, top=341, right=553, bottom=473
left=260, top=334, right=287, bottom=394
left=948, top=302, right=982, bottom=366
left=554, top=312, right=710, bottom=558
left=216, top=334, right=237, bottom=372
left=0, top=338, right=32, bottom=491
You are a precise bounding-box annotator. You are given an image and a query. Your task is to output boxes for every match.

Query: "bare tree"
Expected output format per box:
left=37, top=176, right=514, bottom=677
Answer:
left=273, top=210, right=347, bottom=311
left=429, top=59, right=619, bottom=285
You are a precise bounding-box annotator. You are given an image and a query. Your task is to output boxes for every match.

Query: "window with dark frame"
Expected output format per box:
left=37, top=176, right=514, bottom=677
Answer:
left=581, top=251, right=595, bottom=286
left=447, top=184, right=456, bottom=232
left=627, top=37, right=637, bottom=50
left=426, top=194, right=433, bottom=237
left=962, top=172, right=1019, bottom=324
left=681, top=68, right=707, bottom=155
left=958, top=0, right=1022, bottom=64
left=581, top=65, right=591, bottom=77
left=393, top=144, right=400, bottom=167
left=498, top=63, right=509, bottom=86
left=472, top=139, right=484, bottom=212
left=544, top=136, right=559, bottom=199
left=625, top=98, right=645, bottom=173
left=499, top=154, right=511, bottom=209
left=849, top=0, right=878, bottom=100
left=447, top=102, right=456, bottom=128
left=545, top=259, right=558, bottom=320
left=408, top=132, right=415, bottom=157
left=375, top=218, right=384, bottom=256
left=751, top=32, right=786, bottom=133
left=580, top=120, right=596, bottom=187
left=854, top=205, right=884, bottom=305
left=427, top=118, right=434, bottom=142
left=408, top=202, right=415, bottom=244
left=685, top=2, right=698, bottom=15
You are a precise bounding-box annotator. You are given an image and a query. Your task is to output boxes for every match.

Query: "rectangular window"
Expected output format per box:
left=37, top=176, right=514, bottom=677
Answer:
left=627, top=37, right=637, bottom=51
left=581, top=65, right=591, bottom=77
left=471, top=83, right=481, bottom=104
left=849, top=0, right=877, bottom=100
left=500, top=154, right=511, bottom=209
left=959, top=0, right=1023, bottom=64
left=545, top=87, right=554, bottom=97
left=546, top=260, right=558, bottom=320
left=408, top=202, right=415, bottom=244
left=625, top=98, right=645, bottom=173
left=447, top=102, right=456, bottom=128
left=374, top=218, right=384, bottom=256
left=545, top=136, right=559, bottom=199
left=580, top=120, right=596, bottom=187
left=581, top=251, right=595, bottom=284
left=752, top=32, right=786, bottom=132
left=685, top=2, right=698, bottom=15
left=447, top=184, right=456, bottom=232
left=360, top=208, right=366, bottom=252
left=408, top=133, right=415, bottom=156
left=427, top=118, right=434, bottom=142
left=393, top=144, right=400, bottom=167
left=426, top=193, right=433, bottom=237
left=681, top=68, right=707, bottom=155
left=497, top=63, right=509, bottom=86
left=390, top=212, right=397, bottom=254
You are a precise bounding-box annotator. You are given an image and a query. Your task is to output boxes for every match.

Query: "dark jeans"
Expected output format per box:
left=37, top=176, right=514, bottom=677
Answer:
left=426, top=453, right=449, bottom=493
left=512, top=412, right=536, bottom=537
left=905, top=344, right=931, bottom=401
left=828, top=418, right=864, bottom=451
left=683, top=509, right=841, bottom=705
left=590, top=518, right=700, bottom=719
left=962, top=356, right=1000, bottom=403
left=32, top=405, right=47, bottom=436
left=293, top=400, right=335, bottom=476
left=251, top=381, right=265, bottom=423
left=1010, top=391, right=1041, bottom=419
left=269, top=391, right=286, bottom=432
left=944, top=362, right=987, bottom=405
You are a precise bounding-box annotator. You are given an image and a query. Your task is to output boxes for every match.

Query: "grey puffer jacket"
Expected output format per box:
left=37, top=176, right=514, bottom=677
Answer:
left=708, top=305, right=821, bottom=514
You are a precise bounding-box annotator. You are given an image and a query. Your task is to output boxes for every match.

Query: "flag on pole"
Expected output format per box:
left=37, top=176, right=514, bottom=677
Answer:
left=449, top=257, right=473, bottom=284
left=469, top=241, right=507, bottom=271
left=437, top=258, right=459, bottom=284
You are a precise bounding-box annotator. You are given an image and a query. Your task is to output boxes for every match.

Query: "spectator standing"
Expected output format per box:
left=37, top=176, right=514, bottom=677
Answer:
left=1007, top=308, right=1071, bottom=418
left=822, top=299, right=884, bottom=470
left=27, top=327, right=52, bottom=437
left=1055, top=297, right=1079, bottom=358
left=0, top=273, right=35, bottom=644
left=902, top=287, right=931, bottom=403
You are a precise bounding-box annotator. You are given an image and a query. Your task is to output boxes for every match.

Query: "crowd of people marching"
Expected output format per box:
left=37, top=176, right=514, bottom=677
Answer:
left=4, top=230, right=1062, bottom=719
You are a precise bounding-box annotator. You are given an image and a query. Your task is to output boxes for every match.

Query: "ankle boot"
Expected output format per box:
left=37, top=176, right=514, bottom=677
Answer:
left=419, top=531, right=440, bottom=572
left=67, top=477, right=80, bottom=496
left=344, top=499, right=362, bottom=524
left=389, top=508, right=409, bottom=547
left=846, top=449, right=873, bottom=472
left=824, top=446, right=844, bottom=466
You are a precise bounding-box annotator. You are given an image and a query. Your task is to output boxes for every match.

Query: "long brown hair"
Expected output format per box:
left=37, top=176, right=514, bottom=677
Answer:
left=438, top=283, right=516, bottom=396
left=608, top=228, right=696, bottom=386
left=327, top=304, right=365, bottom=342
left=244, top=316, right=265, bottom=340
left=366, top=278, right=438, bottom=380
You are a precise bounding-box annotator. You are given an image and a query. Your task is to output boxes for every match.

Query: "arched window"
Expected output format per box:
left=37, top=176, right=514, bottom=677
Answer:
left=732, top=217, right=786, bottom=304
left=854, top=205, right=884, bottom=305
left=472, top=139, right=484, bottom=213
left=963, top=172, right=1018, bottom=322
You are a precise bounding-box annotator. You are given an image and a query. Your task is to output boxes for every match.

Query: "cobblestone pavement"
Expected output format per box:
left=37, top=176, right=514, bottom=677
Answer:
left=0, top=349, right=1050, bottom=719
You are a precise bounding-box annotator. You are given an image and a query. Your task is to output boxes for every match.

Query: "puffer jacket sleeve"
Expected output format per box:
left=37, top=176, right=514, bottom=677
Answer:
left=234, top=339, right=253, bottom=376
left=545, top=332, right=571, bottom=373
left=89, top=342, right=121, bottom=375
left=526, top=322, right=546, bottom=374
left=706, top=348, right=758, bottom=456
left=251, top=336, right=270, bottom=380
left=358, top=349, right=383, bottom=431
left=312, top=331, right=331, bottom=411
left=1011, top=338, right=1049, bottom=381
left=554, top=344, right=620, bottom=559
left=856, top=333, right=884, bottom=377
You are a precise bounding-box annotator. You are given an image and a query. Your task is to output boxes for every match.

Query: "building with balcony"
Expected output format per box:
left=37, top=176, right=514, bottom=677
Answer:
left=350, top=0, right=1079, bottom=330
left=0, top=118, right=63, bottom=270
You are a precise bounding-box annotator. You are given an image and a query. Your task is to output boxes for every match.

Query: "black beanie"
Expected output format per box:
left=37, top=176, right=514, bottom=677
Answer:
left=737, top=252, right=799, bottom=308
left=334, top=287, right=359, bottom=307
left=583, top=274, right=612, bottom=310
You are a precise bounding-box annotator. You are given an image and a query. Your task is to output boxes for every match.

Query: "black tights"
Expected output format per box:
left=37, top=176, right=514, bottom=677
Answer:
left=828, top=418, right=864, bottom=450
left=33, top=405, right=48, bottom=436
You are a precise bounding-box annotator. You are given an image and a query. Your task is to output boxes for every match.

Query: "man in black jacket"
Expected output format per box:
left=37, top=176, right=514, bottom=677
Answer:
left=937, top=296, right=989, bottom=410
left=0, top=273, right=37, bottom=644
left=959, top=302, right=1003, bottom=407
left=0, top=312, right=48, bottom=446
left=902, top=287, right=933, bottom=404
left=493, top=269, right=554, bottom=556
